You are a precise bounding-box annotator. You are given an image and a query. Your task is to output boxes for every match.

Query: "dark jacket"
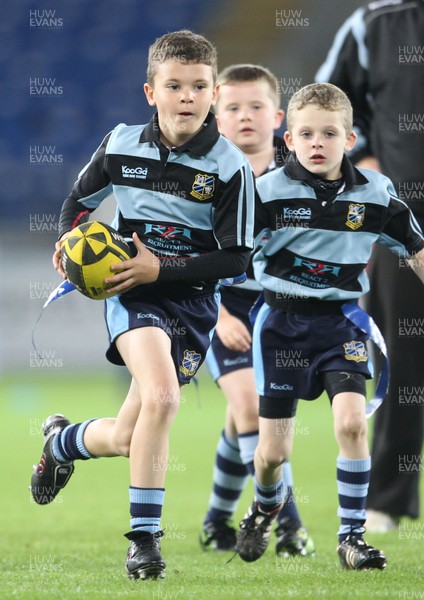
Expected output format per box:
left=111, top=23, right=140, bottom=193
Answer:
left=316, top=0, right=424, bottom=223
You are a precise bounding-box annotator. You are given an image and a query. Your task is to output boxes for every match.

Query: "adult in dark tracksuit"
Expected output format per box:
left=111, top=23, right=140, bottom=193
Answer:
left=316, top=0, right=424, bottom=529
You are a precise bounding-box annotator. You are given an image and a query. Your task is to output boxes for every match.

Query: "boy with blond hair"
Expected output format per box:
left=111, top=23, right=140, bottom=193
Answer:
left=236, top=82, right=424, bottom=569
left=30, top=30, right=255, bottom=581
left=200, top=64, right=314, bottom=558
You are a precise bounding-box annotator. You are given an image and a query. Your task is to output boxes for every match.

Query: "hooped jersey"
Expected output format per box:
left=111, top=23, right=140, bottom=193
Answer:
left=222, top=135, right=289, bottom=297
left=58, top=112, right=255, bottom=259
left=253, top=156, right=424, bottom=301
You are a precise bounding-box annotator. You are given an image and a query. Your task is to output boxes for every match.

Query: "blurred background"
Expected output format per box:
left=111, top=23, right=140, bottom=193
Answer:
left=1, top=0, right=365, bottom=373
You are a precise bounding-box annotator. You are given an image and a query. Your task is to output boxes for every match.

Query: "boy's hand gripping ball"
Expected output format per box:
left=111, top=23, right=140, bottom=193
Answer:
left=60, top=221, right=131, bottom=299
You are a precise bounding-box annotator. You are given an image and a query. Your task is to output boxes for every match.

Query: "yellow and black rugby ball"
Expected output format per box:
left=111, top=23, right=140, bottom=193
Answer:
left=61, top=221, right=131, bottom=300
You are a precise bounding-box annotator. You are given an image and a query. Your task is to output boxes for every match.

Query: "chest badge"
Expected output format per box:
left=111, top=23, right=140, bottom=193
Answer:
left=190, top=174, right=215, bottom=201
left=346, top=203, right=365, bottom=230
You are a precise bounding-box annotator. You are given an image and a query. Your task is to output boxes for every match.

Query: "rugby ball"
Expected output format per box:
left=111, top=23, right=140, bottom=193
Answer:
left=61, top=221, right=131, bottom=300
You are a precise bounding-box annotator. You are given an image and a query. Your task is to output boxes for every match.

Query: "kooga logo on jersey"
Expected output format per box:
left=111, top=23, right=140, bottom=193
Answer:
left=283, top=207, right=311, bottom=220
left=122, top=165, right=148, bottom=179
left=270, top=382, right=294, bottom=391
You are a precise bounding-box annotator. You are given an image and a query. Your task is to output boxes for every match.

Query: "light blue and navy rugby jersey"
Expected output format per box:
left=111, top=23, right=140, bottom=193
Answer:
left=253, top=155, right=424, bottom=301
left=221, top=135, right=289, bottom=298
left=58, top=112, right=255, bottom=259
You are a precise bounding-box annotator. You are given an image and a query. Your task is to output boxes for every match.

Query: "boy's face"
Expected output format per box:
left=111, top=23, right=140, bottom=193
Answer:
left=284, top=105, right=356, bottom=180
left=215, top=81, right=284, bottom=153
left=144, top=60, right=218, bottom=147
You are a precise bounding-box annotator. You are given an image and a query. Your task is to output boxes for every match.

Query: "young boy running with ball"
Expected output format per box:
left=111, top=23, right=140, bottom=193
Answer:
left=199, top=64, right=314, bottom=558
left=30, top=30, right=255, bottom=581
left=236, top=82, right=424, bottom=569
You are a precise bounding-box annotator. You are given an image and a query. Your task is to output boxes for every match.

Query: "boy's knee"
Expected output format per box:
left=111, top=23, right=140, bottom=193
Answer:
left=256, top=444, right=288, bottom=470
left=336, top=414, right=367, bottom=440
left=231, top=394, right=257, bottom=420
left=148, top=390, right=180, bottom=421
left=112, top=433, right=131, bottom=457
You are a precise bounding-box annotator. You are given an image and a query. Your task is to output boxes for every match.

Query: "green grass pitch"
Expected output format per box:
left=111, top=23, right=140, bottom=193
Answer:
left=1, top=370, right=423, bottom=599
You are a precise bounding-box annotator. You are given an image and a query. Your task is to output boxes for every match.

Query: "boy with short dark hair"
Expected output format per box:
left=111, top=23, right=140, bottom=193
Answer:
left=200, top=63, right=314, bottom=558
left=236, top=82, right=424, bottom=570
left=30, top=29, right=255, bottom=581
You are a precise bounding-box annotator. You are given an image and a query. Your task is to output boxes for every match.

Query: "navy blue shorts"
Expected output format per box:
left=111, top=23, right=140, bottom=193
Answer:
left=206, top=287, right=259, bottom=381
left=104, top=282, right=220, bottom=385
left=253, top=302, right=372, bottom=413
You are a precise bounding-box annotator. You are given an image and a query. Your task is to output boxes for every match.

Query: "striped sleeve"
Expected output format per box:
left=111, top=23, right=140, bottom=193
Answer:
left=213, top=163, right=255, bottom=250
left=379, top=188, right=424, bottom=256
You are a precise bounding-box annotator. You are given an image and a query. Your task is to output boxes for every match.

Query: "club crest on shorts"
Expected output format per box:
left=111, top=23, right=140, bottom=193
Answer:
left=190, top=174, right=215, bottom=201
left=345, top=203, right=365, bottom=230
left=180, top=349, right=202, bottom=377
left=343, top=340, right=367, bottom=362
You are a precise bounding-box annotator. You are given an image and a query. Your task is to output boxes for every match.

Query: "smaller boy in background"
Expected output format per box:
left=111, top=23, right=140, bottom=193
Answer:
left=200, top=64, right=314, bottom=558
left=236, top=82, right=424, bottom=569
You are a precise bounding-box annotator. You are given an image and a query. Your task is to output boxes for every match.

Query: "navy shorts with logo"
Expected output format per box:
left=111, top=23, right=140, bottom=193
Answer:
left=105, top=282, right=220, bottom=385
left=206, top=287, right=259, bottom=381
left=253, top=301, right=372, bottom=416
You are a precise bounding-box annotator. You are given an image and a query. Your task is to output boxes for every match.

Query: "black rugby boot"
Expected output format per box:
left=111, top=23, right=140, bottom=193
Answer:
left=125, top=529, right=166, bottom=580
left=31, top=414, right=74, bottom=504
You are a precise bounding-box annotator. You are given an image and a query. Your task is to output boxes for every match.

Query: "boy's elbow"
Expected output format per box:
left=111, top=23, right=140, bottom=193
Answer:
left=230, top=249, right=251, bottom=275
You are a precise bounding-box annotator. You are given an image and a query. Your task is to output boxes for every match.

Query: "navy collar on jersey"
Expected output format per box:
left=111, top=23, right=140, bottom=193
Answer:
left=285, top=152, right=368, bottom=192
left=139, top=111, right=220, bottom=156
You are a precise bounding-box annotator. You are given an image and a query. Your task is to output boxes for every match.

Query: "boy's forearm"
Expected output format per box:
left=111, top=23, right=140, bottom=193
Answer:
left=157, top=248, right=250, bottom=284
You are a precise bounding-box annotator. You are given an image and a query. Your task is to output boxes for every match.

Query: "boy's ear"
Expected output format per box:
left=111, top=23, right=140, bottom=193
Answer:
left=345, top=130, right=357, bottom=152
left=144, top=82, right=156, bottom=107
left=274, top=109, right=285, bottom=130
left=210, top=83, right=220, bottom=107
left=284, top=130, right=295, bottom=151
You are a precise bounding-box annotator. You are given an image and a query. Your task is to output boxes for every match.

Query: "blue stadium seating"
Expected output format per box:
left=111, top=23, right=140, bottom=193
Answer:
left=1, top=0, right=218, bottom=222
